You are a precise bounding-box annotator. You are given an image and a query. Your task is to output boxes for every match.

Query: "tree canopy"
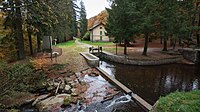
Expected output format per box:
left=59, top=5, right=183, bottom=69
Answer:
left=106, top=0, right=197, bottom=55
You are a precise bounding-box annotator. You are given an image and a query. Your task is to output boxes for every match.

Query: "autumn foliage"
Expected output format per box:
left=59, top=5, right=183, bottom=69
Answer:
left=88, top=10, right=108, bottom=29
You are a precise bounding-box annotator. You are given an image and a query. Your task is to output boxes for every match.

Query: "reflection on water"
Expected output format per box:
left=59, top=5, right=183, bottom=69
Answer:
left=99, top=60, right=200, bottom=105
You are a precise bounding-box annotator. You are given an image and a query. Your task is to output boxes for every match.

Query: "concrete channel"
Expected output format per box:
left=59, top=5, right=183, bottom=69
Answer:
left=96, top=67, right=153, bottom=112
left=81, top=52, right=153, bottom=111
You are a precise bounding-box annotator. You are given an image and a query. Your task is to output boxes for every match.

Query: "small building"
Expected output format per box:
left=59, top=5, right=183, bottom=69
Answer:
left=89, top=22, right=109, bottom=42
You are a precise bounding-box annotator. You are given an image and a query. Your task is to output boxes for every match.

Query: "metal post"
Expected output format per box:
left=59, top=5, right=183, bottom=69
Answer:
left=116, top=43, right=118, bottom=55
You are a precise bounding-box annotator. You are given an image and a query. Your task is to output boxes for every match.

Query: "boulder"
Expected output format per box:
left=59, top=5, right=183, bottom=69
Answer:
left=36, top=94, right=70, bottom=112
left=32, top=94, right=49, bottom=106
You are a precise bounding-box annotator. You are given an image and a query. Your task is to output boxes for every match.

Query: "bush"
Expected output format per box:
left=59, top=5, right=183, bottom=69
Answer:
left=82, top=31, right=90, bottom=40
left=150, top=90, right=200, bottom=112
left=0, top=61, right=46, bottom=94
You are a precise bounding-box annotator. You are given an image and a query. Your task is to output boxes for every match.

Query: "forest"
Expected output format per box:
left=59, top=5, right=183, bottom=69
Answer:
left=0, top=0, right=87, bottom=61
left=106, top=0, right=200, bottom=55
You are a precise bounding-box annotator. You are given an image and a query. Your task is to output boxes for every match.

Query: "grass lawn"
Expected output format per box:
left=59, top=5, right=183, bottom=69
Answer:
left=57, top=40, right=75, bottom=47
left=150, top=90, right=200, bottom=112
left=80, top=40, right=114, bottom=46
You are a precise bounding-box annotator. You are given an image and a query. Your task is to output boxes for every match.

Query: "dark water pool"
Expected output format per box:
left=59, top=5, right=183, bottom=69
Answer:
left=99, top=60, right=200, bottom=105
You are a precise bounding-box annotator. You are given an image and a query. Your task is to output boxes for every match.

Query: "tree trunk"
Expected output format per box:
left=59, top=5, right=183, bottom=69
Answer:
left=197, top=9, right=200, bottom=47
left=142, top=33, right=149, bottom=56
left=170, top=34, right=173, bottom=47
left=179, top=37, right=182, bottom=46
left=116, top=43, right=118, bottom=55
left=15, top=0, right=25, bottom=59
left=197, top=34, right=200, bottom=47
left=28, top=31, right=33, bottom=55
left=37, top=32, right=41, bottom=52
left=163, top=35, right=168, bottom=51
left=124, top=39, right=128, bottom=55
left=173, top=38, right=176, bottom=50
left=160, top=37, right=162, bottom=44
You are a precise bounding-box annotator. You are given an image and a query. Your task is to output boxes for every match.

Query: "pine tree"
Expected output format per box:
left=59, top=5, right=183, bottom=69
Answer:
left=79, top=0, right=87, bottom=38
left=106, top=0, right=134, bottom=55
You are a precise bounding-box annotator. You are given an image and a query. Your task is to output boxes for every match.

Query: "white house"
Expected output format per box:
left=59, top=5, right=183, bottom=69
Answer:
left=89, top=22, right=109, bottom=42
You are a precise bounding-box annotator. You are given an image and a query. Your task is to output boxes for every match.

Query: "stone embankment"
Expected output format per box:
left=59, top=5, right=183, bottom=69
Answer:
left=180, top=48, right=200, bottom=64
left=99, top=51, right=183, bottom=65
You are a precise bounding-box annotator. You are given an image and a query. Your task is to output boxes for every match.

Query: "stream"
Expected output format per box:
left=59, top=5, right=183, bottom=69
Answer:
left=99, top=60, right=200, bottom=105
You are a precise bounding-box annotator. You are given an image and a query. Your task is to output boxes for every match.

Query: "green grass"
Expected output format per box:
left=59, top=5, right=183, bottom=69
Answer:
left=57, top=40, right=75, bottom=47
left=151, top=90, right=200, bottom=112
left=81, top=40, right=114, bottom=46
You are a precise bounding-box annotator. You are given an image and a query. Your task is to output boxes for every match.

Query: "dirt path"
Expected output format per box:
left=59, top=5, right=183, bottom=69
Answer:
left=55, top=39, right=90, bottom=73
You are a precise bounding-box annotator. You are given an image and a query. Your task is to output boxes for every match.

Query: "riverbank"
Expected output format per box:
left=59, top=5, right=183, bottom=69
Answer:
left=0, top=40, right=145, bottom=112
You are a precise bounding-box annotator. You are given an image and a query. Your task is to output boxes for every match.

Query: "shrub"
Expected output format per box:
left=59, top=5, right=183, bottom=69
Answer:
left=82, top=31, right=90, bottom=40
left=0, top=61, right=46, bottom=94
left=150, top=90, right=200, bottom=112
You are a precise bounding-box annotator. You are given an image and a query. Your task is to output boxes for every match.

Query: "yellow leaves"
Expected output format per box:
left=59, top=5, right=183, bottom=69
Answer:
left=30, top=56, right=50, bottom=71
left=88, top=10, right=108, bottom=29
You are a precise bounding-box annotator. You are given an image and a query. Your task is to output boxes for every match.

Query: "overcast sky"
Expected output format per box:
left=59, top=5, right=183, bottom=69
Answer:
left=82, top=0, right=110, bottom=19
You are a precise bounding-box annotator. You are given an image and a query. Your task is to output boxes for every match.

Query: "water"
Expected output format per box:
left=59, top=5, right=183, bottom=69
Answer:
left=99, top=60, right=200, bottom=105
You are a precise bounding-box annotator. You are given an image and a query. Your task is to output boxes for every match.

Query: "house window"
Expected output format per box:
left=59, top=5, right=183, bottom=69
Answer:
left=100, top=31, right=102, bottom=41
left=100, top=27, right=102, bottom=29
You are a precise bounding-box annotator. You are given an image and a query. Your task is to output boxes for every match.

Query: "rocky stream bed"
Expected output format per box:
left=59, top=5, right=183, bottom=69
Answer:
left=18, top=68, right=143, bottom=112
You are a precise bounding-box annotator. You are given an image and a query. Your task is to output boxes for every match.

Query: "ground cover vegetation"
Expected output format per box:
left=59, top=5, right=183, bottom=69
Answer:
left=150, top=90, right=200, bottom=112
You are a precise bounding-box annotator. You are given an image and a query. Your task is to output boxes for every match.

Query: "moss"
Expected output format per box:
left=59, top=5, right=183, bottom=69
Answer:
left=150, top=90, right=200, bottom=112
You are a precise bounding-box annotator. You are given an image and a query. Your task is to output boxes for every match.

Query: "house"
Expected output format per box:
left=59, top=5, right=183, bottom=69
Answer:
left=89, top=22, right=109, bottom=42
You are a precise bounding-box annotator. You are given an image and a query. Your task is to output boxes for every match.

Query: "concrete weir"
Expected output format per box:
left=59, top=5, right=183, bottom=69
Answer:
left=80, top=52, right=99, bottom=67
left=96, top=67, right=153, bottom=112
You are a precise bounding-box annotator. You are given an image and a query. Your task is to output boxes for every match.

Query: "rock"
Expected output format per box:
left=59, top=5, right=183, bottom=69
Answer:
left=47, top=86, right=54, bottom=91
left=32, top=94, right=49, bottom=106
left=59, top=83, right=65, bottom=90
left=65, top=77, right=72, bottom=83
left=88, top=73, right=99, bottom=77
left=54, top=82, right=60, bottom=87
left=82, top=70, right=87, bottom=74
left=65, top=89, right=72, bottom=94
left=71, top=88, right=76, bottom=93
left=64, top=85, right=71, bottom=91
left=47, top=80, right=54, bottom=86
left=68, top=81, right=74, bottom=85
left=71, top=92, right=78, bottom=97
left=63, top=96, right=71, bottom=107
left=36, top=94, right=70, bottom=112
left=75, top=72, right=81, bottom=77
left=70, top=97, right=78, bottom=104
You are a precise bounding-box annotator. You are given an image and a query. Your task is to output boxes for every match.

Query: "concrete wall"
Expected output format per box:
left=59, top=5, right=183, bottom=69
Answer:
left=90, top=24, right=109, bottom=42
left=99, top=51, right=183, bottom=65
left=182, top=48, right=200, bottom=64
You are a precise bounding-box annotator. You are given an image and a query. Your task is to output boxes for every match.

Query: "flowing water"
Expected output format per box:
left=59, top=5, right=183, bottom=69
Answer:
left=99, top=60, right=200, bottom=105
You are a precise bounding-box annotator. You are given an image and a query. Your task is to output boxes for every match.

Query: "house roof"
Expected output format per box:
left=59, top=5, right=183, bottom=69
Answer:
left=89, top=22, right=105, bottom=31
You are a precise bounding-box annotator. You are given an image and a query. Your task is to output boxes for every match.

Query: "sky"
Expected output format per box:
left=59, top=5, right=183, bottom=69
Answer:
left=82, top=0, right=110, bottom=19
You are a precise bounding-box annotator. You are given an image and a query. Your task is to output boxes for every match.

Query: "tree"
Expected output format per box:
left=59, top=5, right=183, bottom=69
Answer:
left=79, top=0, right=87, bottom=38
left=3, top=0, right=26, bottom=59
left=157, top=0, right=194, bottom=51
left=2, top=0, right=78, bottom=60
left=106, top=0, right=134, bottom=55
left=128, top=0, right=159, bottom=55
